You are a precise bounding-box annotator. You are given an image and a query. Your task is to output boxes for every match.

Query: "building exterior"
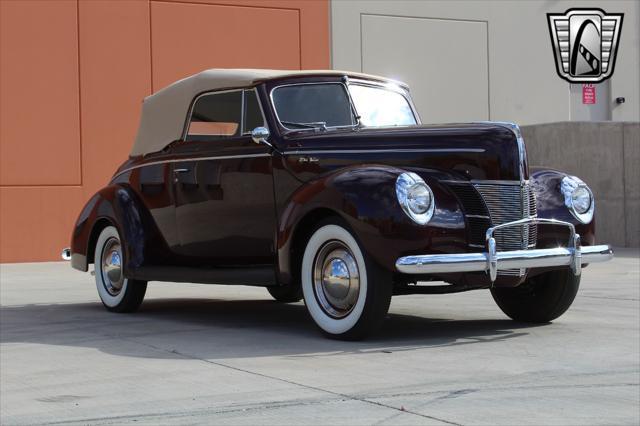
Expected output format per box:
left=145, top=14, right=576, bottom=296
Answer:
left=331, top=0, right=639, bottom=124
left=0, top=0, right=329, bottom=263
left=0, top=0, right=638, bottom=263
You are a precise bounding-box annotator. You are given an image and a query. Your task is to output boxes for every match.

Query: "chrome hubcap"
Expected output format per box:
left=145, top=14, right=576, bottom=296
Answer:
left=101, top=237, right=124, bottom=296
left=313, top=241, right=360, bottom=318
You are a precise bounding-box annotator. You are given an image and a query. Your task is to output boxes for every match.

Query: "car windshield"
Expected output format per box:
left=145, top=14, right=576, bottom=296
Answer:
left=271, top=82, right=417, bottom=130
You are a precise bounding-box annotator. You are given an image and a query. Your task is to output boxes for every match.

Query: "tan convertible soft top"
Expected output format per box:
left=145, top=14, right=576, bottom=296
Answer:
left=130, top=69, right=403, bottom=156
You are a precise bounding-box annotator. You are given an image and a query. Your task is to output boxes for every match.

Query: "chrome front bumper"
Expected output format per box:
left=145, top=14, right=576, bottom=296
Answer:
left=396, top=218, right=613, bottom=281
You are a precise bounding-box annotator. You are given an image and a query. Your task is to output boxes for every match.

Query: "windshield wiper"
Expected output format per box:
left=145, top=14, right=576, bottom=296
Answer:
left=281, top=121, right=327, bottom=130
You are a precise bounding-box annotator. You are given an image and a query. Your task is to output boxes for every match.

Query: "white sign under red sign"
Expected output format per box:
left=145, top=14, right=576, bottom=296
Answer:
left=582, top=84, right=596, bottom=104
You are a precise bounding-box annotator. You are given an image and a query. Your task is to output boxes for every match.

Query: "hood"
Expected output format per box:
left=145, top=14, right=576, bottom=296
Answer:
left=279, top=123, right=526, bottom=182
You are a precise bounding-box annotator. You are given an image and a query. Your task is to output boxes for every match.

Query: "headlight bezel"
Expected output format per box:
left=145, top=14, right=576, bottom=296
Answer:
left=396, top=172, right=435, bottom=225
left=561, top=175, right=594, bottom=224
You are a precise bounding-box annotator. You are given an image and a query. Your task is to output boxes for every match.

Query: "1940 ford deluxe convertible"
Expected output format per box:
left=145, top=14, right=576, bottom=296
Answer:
left=63, top=69, right=613, bottom=339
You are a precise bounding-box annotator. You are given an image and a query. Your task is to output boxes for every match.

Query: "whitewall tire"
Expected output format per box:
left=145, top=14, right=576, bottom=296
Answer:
left=94, top=226, right=147, bottom=313
left=301, top=220, right=392, bottom=339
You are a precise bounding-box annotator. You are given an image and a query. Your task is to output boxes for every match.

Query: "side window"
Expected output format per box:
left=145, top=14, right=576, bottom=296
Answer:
left=186, top=91, right=242, bottom=141
left=243, top=90, right=265, bottom=134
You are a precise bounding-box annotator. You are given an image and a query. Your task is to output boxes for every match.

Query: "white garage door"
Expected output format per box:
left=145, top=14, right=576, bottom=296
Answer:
left=361, top=14, right=489, bottom=124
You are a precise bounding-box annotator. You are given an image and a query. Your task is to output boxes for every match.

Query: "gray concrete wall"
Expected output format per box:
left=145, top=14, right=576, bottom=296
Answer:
left=522, top=122, right=639, bottom=247
left=331, top=0, right=640, bottom=125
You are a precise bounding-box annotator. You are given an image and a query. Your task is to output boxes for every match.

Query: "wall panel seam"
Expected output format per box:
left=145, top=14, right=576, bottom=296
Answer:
left=150, top=0, right=298, bottom=12
left=298, top=8, right=302, bottom=69
left=621, top=122, right=628, bottom=246
left=360, top=12, right=488, bottom=25
left=328, top=0, right=333, bottom=69
left=76, top=0, right=83, bottom=186
left=0, top=185, right=83, bottom=189
left=149, top=0, right=154, bottom=92
left=359, top=13, right=363, bottom=72
left=486, top=20, right=490, bottom=120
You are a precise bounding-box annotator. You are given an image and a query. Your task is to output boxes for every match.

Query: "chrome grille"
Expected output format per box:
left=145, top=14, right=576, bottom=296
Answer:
left=473, top=182, right=538, bottom=276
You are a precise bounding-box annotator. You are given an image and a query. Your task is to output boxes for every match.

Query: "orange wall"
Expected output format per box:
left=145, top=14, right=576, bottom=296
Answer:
left=0, top=0, right=330, bottom=263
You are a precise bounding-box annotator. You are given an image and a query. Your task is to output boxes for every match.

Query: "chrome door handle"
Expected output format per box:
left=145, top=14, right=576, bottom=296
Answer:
left=173, top=168, right=190, bottom=183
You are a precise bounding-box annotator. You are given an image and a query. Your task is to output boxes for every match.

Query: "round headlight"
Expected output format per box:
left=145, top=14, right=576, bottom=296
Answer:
left=407, top=183, right=432, bottom=214
left=396, top=172, right=435, bottom=225
left=571, top=186, right=591, bottom=214
left=561, top=176, right=594, bottom=223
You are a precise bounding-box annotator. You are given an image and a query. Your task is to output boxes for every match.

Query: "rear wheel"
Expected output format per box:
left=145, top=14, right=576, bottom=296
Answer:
left=94, top=226, right=147, bottom=313
left=491, top=268, right=580, bottom=323
left=301, top=220, right=392, bottom=340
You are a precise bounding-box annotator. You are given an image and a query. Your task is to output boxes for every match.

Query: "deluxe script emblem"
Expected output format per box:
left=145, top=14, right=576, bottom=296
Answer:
left=547, top=8, right=623, bottom=83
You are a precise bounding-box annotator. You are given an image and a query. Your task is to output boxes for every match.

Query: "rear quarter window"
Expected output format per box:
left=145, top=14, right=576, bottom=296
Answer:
left=187, top=91, right=242, bottom=141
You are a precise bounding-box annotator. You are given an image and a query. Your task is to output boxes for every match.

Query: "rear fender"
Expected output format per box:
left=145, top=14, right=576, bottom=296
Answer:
left=70, top=185, right=166, bottom=275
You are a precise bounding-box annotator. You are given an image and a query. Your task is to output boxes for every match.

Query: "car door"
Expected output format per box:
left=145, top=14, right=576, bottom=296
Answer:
left=171, top=89, right=276, bottom=269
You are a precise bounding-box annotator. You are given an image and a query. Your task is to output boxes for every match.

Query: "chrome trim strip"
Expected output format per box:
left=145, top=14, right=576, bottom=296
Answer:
left=239, top=88, right=245, bottom=135
left=112, top=153, right=271, bottom=179
left=283, top=148, right=485, bottom=155
left=342, top=76, right=362, bottom=129
left=115, top=147, right=486, bottom=182
left=441, top=179, right=525, bottom=185
left=472, top=179, right=527, bottom=185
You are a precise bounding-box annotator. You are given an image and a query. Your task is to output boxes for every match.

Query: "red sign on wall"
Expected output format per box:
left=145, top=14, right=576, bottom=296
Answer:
left=582, top=84, right=596, bottom=104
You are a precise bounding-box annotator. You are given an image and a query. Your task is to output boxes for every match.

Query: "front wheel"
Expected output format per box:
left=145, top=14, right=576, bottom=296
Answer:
left=491, top=268, right=580, bottom=323
left=301, top=220, right=392, bottom=340
left=94, top=226, right=147, bottom=313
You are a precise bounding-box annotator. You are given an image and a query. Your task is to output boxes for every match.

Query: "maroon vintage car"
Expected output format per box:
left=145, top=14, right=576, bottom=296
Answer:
left=62, top=69, right=613, bottom=339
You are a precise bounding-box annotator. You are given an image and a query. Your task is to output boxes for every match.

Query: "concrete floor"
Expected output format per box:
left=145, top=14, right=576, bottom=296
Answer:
left=1, top=250, right=638, bottom=425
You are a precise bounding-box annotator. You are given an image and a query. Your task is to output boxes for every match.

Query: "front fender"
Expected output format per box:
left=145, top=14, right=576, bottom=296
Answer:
left=531, top=167, right=596, bottom=247
left=276, top=165, right=466, bottom=284
left=70, top=184, right=165, bottom=275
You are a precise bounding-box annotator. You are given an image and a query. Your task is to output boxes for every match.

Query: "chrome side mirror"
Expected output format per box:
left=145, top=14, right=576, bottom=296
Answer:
left=251, top=127, right=270, bottom=145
